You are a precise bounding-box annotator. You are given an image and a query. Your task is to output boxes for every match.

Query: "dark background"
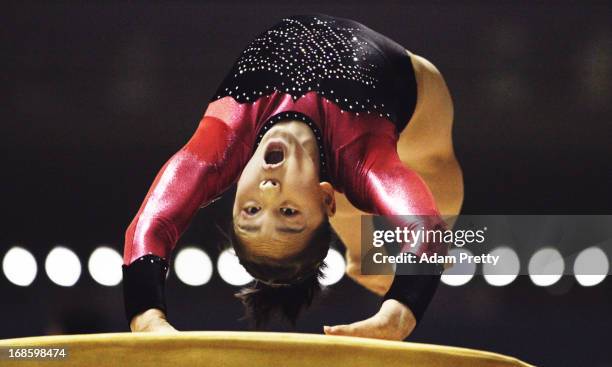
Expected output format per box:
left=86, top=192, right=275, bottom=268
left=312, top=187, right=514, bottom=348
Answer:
left=2, top=1, right=611, bottom=366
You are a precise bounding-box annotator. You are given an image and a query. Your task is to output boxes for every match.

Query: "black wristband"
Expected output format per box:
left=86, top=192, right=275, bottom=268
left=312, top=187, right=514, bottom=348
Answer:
left=382, top=262, right=443, bottom=323
left=121, top=254, right=169, bottom=326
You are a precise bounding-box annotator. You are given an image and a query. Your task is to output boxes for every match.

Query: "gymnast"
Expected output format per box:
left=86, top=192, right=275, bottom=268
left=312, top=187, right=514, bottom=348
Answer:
left=122, top=14, right=464, bottom=340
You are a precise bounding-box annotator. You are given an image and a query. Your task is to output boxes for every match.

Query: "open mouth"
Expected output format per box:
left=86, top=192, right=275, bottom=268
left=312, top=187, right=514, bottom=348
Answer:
left=264, top=141, right=285, bottom=167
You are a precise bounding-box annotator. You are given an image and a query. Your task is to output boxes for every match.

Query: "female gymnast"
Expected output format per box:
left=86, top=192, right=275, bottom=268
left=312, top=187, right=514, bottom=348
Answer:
left=122, top=14, right=463, bottom=340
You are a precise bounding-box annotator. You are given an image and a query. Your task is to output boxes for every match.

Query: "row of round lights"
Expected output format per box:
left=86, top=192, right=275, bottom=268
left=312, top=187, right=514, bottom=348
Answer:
left=1, top=246, right=346, bottom=288
left=440, top=246, right=609, bottom=287
left=2, top=245, right=608, bottom=288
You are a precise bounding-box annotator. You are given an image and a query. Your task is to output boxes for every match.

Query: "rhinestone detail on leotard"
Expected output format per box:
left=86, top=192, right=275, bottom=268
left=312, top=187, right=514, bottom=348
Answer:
left=212, top=15, right=400, bottom=123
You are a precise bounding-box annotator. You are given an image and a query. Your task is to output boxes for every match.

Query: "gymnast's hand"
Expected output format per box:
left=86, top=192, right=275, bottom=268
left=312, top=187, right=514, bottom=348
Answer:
left=130, top=308, right=179, bottom=333
left=323, top=299, right=416, bottom=341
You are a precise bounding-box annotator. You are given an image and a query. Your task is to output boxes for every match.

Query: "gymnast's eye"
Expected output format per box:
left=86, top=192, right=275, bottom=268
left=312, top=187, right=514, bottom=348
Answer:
left=280, top=207, right=298, bottom=217
left=244, top=206, right=261, bottom=215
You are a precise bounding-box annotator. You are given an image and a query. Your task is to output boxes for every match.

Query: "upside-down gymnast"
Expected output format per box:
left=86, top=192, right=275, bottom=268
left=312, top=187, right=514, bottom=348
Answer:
left=122, top=13, right=464, bottom=340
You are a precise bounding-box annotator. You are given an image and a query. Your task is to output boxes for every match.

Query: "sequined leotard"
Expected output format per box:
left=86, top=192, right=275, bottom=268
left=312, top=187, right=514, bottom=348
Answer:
left=122, top=14, right=446, bottom=326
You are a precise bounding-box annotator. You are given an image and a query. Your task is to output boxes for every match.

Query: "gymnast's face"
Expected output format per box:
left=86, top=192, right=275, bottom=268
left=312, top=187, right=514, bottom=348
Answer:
left=233, top=120, right=335, bottom=260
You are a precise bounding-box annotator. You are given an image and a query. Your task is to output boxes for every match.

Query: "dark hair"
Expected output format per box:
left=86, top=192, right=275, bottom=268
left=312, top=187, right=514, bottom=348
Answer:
left=229, top=217, right=338, bottom=328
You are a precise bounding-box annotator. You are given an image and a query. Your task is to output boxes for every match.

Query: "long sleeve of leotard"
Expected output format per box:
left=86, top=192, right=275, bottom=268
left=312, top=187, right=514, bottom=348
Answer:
left=121, top=114, right=251, bottom=324
left=336, top=131, right=446, bottom=323
left=337, top=132, right=446, bottom=246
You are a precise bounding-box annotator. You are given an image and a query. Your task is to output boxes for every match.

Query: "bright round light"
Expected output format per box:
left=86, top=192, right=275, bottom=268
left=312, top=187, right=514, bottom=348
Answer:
left=528, top=247, right=564, bottom=287
left=174, top=247, right=213, bottom=286
left=441, top=248, right=476, bottom=286
left=574, top=247, right=608, bottom=287
left=45, top=246, right=82, bottom=287
left=320, top=248, right=345, bottom=286
left=2, top=246, right=37, bottom=286
left=88, top=246, right=123, bottom=286
left=483, top=246, right=520, bottom=286
left=217, top=249, right=253, bottom=286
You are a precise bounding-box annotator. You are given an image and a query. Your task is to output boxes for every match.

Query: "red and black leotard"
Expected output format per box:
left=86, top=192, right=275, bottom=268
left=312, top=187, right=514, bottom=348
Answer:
left=122, top=14, right=446, bottom=326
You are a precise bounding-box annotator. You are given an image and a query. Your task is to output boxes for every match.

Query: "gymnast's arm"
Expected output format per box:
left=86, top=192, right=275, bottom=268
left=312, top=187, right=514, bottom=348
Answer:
left=122, top=115, right=249, bottom=332
left=325, top=135, right=446, bottom=340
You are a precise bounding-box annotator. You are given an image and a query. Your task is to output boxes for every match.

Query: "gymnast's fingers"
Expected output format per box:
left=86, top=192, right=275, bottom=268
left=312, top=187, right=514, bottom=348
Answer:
left=323, top=316, right=383, bottom=338
left=150, top=323, right=180, bottom=333
left=139, top=318, right=180, bottom=333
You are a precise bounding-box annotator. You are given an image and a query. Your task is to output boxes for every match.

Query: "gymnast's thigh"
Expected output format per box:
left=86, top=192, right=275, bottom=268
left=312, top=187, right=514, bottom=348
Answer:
left=396, top=50, right=464, bottom=219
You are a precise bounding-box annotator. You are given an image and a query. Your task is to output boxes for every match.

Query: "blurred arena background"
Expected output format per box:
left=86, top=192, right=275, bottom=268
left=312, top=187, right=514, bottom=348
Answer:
left=2, top=1, right=611, bottom=366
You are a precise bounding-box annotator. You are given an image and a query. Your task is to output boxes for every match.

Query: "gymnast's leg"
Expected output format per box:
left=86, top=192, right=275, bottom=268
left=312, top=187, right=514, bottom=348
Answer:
left=396, top=50, right=464, bottom=224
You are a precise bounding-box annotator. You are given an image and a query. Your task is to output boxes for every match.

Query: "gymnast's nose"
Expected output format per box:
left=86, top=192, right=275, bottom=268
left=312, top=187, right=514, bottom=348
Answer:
left=259, top=179, right=280, bottom=196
